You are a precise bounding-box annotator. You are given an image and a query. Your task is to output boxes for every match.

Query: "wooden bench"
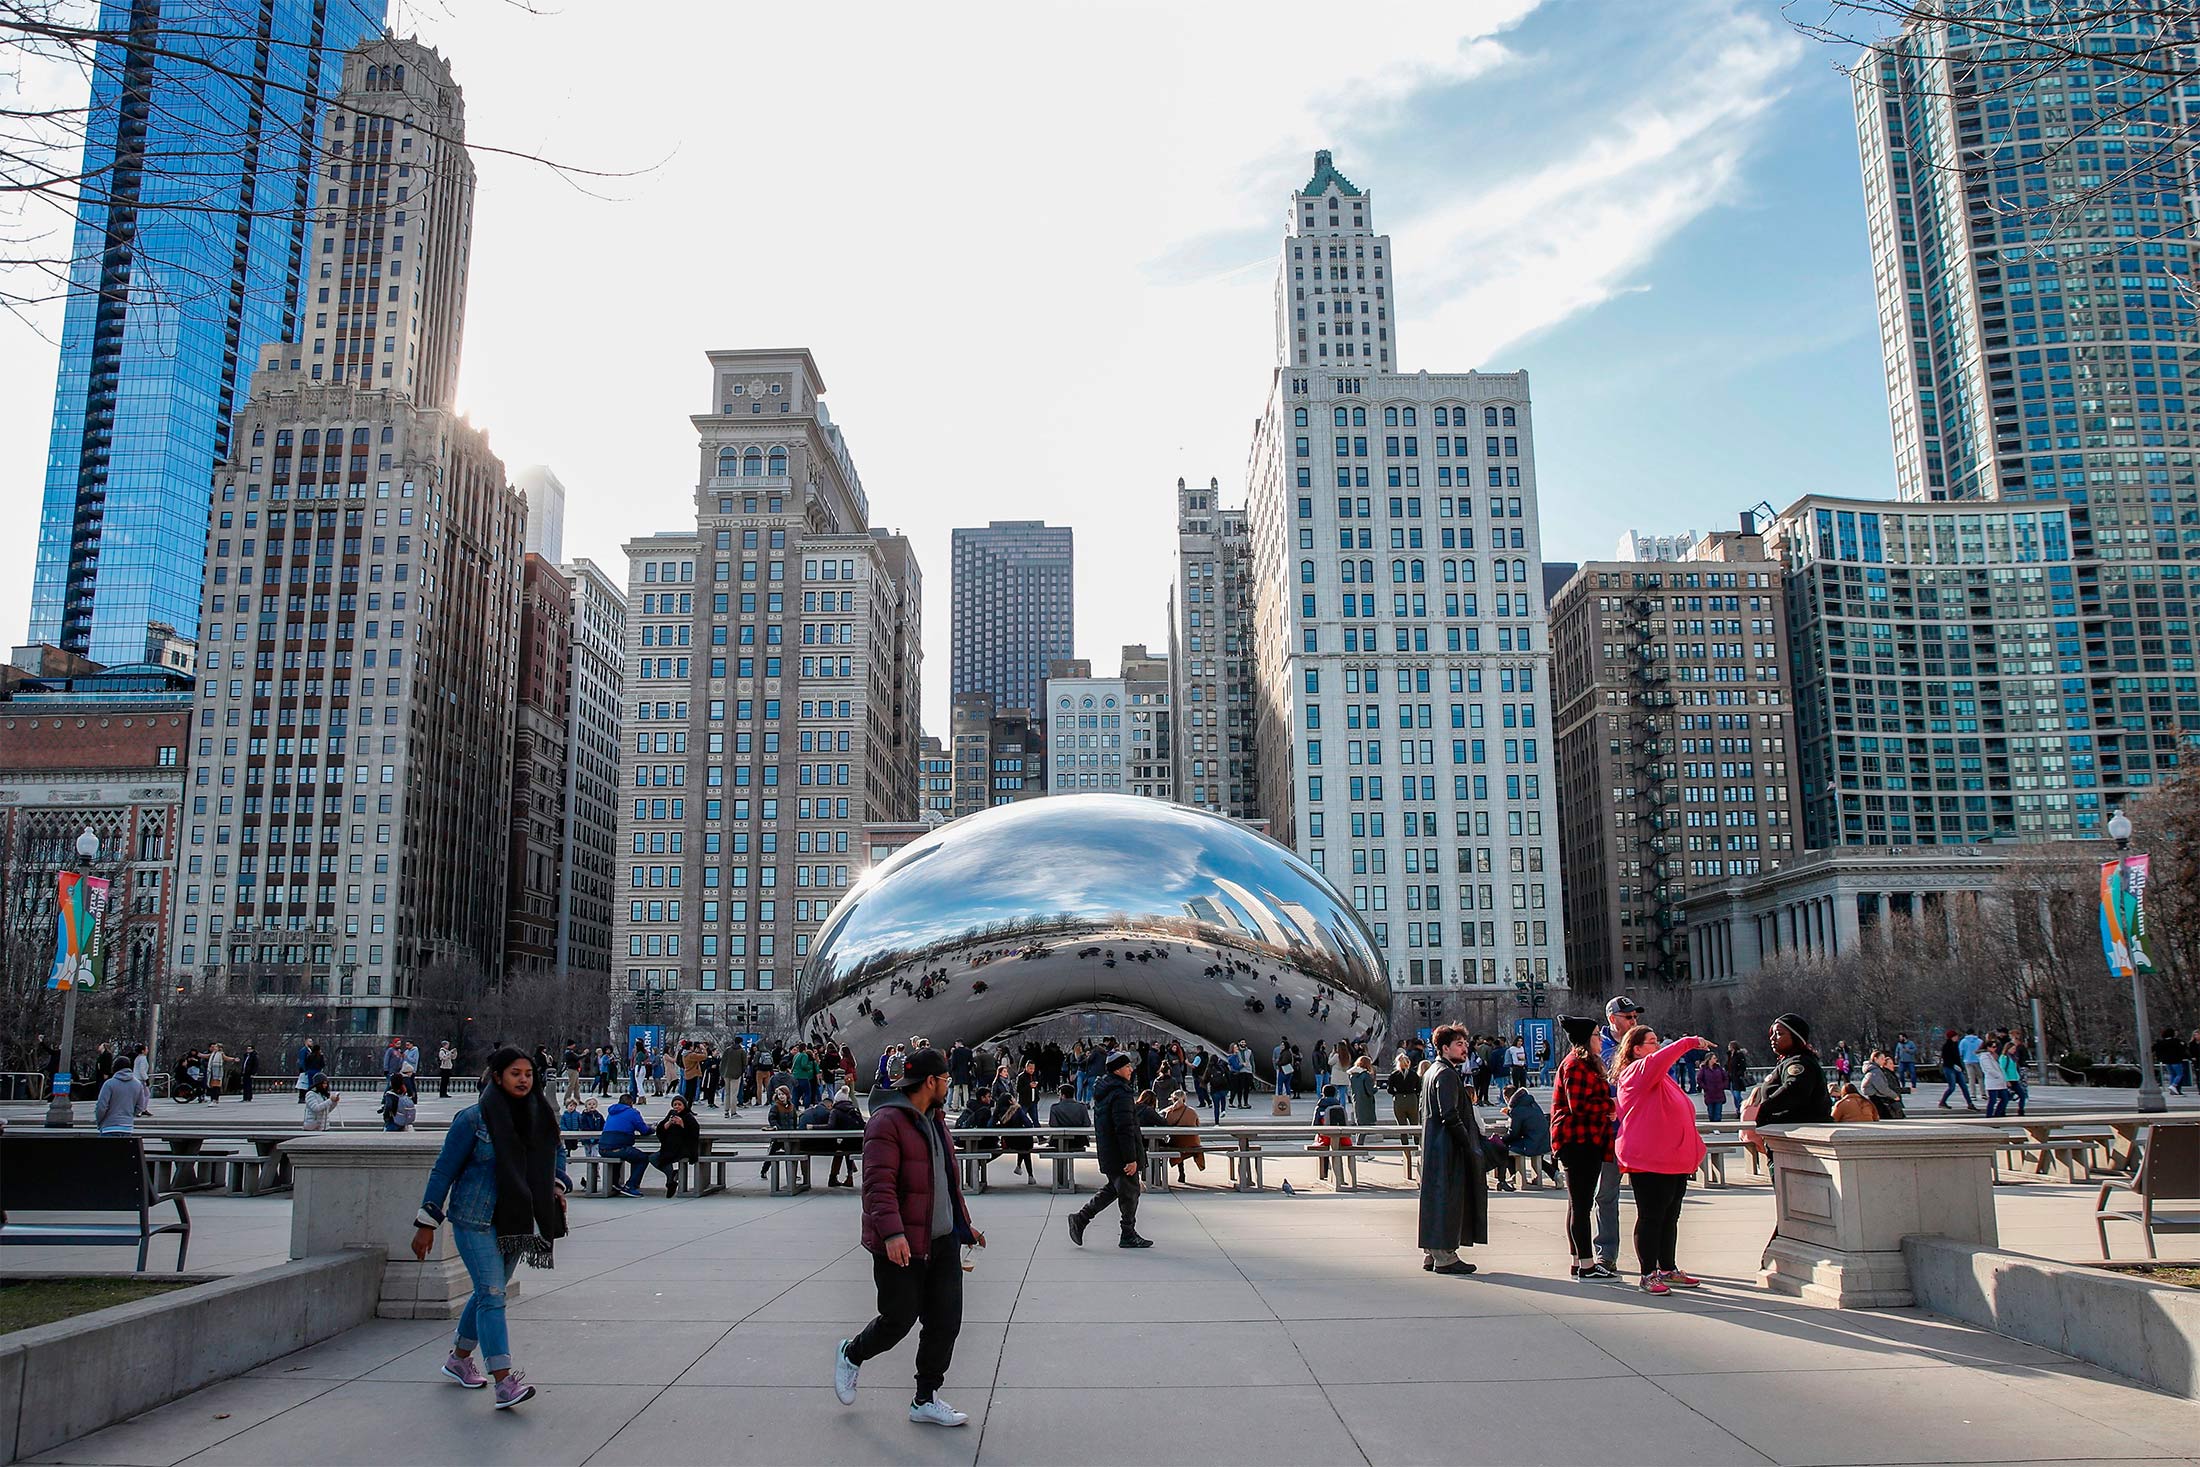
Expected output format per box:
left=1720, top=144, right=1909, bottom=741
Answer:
left=0, top=1135, right=192, bottom=1272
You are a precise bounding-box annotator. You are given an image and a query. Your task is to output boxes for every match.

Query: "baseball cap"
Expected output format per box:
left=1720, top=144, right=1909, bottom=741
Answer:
left=898, top=1048, right=949, bottom=1089
left=1605, top=996, right=1644, bottom=1018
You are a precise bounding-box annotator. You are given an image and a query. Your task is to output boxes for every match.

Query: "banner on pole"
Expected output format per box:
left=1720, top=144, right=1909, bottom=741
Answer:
left=48, top=871, right=111, bottom=990
left=2098, top=854, right=2154, bottom=981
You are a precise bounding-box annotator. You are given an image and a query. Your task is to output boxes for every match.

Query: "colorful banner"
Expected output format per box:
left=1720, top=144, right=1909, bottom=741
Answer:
left=48, top=871, right=110, bottom=990
left=2098, top=854, right=2154, bottom=982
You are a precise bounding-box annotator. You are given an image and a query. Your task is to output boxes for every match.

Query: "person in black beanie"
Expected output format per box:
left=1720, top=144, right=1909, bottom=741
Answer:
left=1756, top=1014, right=1832, bottom=1125
left=1067, top=1051, right=1152, bottom=1248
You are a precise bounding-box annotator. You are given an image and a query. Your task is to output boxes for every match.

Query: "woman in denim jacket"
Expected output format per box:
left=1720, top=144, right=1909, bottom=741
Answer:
left=410, top=1046, right=570, bottom=1409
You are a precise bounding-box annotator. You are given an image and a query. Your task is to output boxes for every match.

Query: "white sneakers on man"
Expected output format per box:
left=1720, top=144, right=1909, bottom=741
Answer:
left=909, top=1397, right=968, bottom=1427
left=833, top=1340, right=859, bottom=1405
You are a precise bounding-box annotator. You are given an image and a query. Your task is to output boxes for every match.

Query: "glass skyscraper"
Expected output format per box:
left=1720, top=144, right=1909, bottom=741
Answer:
left=27, top=0, right=388, bottom=664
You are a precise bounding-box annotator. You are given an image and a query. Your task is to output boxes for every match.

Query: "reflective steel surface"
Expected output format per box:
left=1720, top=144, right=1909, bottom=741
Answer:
left=798, top=794, right=1391, bottom=1076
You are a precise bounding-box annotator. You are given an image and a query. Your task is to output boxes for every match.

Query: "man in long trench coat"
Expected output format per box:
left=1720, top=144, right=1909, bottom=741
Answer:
left=1418, top=1023, right=1490, bottom=1274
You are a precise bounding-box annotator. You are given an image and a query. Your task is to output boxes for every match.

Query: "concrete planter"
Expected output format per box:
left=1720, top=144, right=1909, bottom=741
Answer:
left=0, top=1250, right=379, bottom=1463
left=1905, top=1236, right=2200, bottom=1398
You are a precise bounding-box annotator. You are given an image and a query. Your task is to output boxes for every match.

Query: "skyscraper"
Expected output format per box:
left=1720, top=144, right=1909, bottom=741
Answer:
left=1856, top=8, right=2198, bottom=815
left=949, top=521, right=1073, bottom=711
left=506, top=553, right=571, bottom=974
left=515, top=465, right=567, bottom=562
left=167, top=38, right=524, bottom=1029
left=557, top=557, right=626, bottom=976
left=28, top=0, right=391, bottom=665
left=613, top=348, right=923, bottom=1035
left=1248, top=152, right=1563, bottom=999
left=1169, top=476, right=1259, bottom=817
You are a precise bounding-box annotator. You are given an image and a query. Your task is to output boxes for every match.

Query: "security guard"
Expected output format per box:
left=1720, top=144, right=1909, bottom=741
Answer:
left=1756, top=1012, right=1832, bottom=1125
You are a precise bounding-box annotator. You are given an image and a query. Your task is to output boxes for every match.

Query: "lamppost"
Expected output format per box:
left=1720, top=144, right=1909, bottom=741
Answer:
left=2106, top=808, right=2166, bottom=1114
left=43, top=827, right=103, bottom=1126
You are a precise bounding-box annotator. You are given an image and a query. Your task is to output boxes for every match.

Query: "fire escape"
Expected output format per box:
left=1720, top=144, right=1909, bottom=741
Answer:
left=1627, top=596, right=1682, bottom=985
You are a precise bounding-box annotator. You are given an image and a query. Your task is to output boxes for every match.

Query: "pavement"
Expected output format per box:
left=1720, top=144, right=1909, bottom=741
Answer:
left=9, top=1135, right=2198, bottom=1467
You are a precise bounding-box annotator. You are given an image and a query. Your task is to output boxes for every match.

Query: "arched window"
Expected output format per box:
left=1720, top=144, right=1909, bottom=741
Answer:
left=1410, top=559, right=1425, bottom=583
left=1384, top=407, right=1398, bottom=426
left=743, top=449, right=764, bottom=476
left=1462, top=559, right=1477, bottom=582
left=716, top=447, right=738, bottom=477
left=1299, top=560, right=1316, bottom=585
left=1442, top=560, right=1458, bottom=584
left=1501, top=407, right=1516, bottom=426
left=1340, top=561, right=1356, bottom=583
left=1294, top=407, right=1308, bottom=427
left=1484, top=407, right=1499, bottom=427
left=767, top=448, right=787, bottom=477
left=1351, top=407, right=1366, bottom=427
left=1512, top=558, right=1527, bottom=583
left=393, top=65, right=405, bottom=85
left=1494, top=560, right=1510, bottom=583
left=1333, top=408, right=1348, bottom=427
left=1402, top=407, right=1416, bottom=426
left=1391, top=559, right=1406, bottom=584
left=1359, top=558, right=1374, bottom=582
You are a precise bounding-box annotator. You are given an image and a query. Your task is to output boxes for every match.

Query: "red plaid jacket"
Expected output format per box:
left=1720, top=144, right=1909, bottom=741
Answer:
left=1549, top=1050, right=1616, bottom=1158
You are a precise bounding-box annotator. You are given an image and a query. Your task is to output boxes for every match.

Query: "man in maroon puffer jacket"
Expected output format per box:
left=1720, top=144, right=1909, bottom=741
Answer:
left=834, top=1046, right=986, bottom=1427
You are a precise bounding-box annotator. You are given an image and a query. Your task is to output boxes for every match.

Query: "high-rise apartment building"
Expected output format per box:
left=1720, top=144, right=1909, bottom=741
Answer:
left=1767, top=493, right=2091, bottom=845
left=28, top=0, right=391, bottom=665
left=1169, top=477, right=1259, bottom=816
left=515, top=465, right=566, bottom=562
left=1550, top=528, right=1800, bottom=993
left=1856, top=9, right=2198, bottom=815
left=918, top=734, right=954, bottom=824
left=1119, top=643, right=1173, bottom=802
left=505, top=553, right=570, bottom=974
left=1275, top=150, right=1396, bottom=373
left=950, top=692, right=1041, bottom=817
left=557, top=557, right=625, bottom=976
left=167, top=39, right=524, bottom=1030
left=1248, top=153, right=1563, bottom=997
left=613, top=349, right=922, bottom=1035
left=949, top=521, right=1073, bottom=711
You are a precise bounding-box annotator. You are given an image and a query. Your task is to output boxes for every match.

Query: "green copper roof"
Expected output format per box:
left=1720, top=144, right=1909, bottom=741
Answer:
left=1301, top=149, right=1362, bottom=198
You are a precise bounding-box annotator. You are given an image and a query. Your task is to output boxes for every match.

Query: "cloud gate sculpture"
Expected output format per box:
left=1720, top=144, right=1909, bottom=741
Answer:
left=797, top=794, right=1391, bottom=1077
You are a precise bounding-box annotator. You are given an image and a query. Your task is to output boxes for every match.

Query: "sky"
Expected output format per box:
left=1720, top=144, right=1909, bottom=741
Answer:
left=0, top=0, right=1900, bottom=736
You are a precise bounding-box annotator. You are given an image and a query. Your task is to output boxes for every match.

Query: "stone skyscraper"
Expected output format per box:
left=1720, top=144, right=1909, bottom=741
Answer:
left=949, top=521, right=1073, bottom=711
left=1856, top=8, right=2198, bottom=820
left=614, top=349, right=922, bottom=1035
left=168, top=38, right=525, bottom=1029
left=28, top=0, right=390, bottom=664
left=1169, top=476, right=1259, bottom=818
left=1248, top=152, right=1562, bottom=1000
left=557, top=557, right=626, bottom=977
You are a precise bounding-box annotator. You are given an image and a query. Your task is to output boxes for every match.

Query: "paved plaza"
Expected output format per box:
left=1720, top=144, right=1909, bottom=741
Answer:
left=7, top=1117, right=2197, bottom=1467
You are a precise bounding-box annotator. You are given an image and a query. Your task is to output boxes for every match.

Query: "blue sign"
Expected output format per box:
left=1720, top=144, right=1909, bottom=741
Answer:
left=1514, top=1017, right=1557, bottom=1077
left=50, top=1072, right=70, bottom=1099
left=627, top=1025, right=664, bottom=1058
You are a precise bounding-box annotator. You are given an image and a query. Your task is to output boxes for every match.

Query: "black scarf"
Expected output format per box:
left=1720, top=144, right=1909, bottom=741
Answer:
left=479, top=1083, right=566, bottom=1269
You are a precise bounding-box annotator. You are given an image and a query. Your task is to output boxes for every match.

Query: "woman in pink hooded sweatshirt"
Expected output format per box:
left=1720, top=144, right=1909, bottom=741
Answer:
left=1613, top=1026, right=1709, bottom=1295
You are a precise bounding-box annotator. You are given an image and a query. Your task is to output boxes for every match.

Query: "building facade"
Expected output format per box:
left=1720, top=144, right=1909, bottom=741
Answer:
left=613, top=349, right=922, bottom=1037
left=1248, top=152, right=1563, bottom=998
left=28, top=0, right=392, bottom=664
left=950, top=692, right=1041, bottom=817
left=1768, top=493, right=2096, bottom=846
left=1856, top=11, right=2198, bottom=814
left=1045, top=674, right=1126, bottom=794
left=504, top=553, right=570, bottom=975
left=949, top=521, right=1073, bottom=711
left=556, top=557, right=625, bottom=976
left=917, top=734, right=953, bottom=824
left=1549, top=528, right=1800, bottom=994
left=1118, top=643, right=1173, bottom=802
left=166, top=39, right=525, bottom=1030
left=0, top=652, right=192, bottom=1008
left=1169, top=477, right=1259, bottom=816
left=515, top=466, right=566, bottom=562
left=1275, top=150, right=1396, bottom=373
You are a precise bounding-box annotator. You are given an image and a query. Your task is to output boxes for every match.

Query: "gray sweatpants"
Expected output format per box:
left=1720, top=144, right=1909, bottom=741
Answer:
left=1594, top=1159, right=1622, bottom=1266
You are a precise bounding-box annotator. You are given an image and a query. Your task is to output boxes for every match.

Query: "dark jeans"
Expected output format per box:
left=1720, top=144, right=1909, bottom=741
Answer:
left=1074, top=1168, right=1142, bottom=1236
left=1629, top=1170, right=1688, bottom=1275
left=1557, top=1142, right=1603, bottom=1262
left=847, top=1243, right=963, bottom=1402
left=598, top=1142, right=650, bottom=1189
left=438, top=1069, right=452, bottom=1099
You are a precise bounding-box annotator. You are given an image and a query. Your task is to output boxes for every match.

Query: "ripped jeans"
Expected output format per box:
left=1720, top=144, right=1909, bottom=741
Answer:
left=451, top=1223, right=519, bottom=1372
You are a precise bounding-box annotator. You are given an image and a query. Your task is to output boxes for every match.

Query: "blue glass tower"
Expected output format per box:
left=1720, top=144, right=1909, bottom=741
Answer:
left=27, top=0, right=389, bottom=664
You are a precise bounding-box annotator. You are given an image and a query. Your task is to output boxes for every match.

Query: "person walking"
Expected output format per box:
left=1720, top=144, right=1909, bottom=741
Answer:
left=300, top=1076, right=339, bottom=1130
left=1068, top=1051, right=1151, bottom=1248
left=1980, top=1038, right=2014, bottom=1118
left=1551, top=1015, right=1620, bottom=1281
left=2154, top=1028, right=2188, bottom=1096
left=833, top=1047, right=984, bottom=1428
left=238, top=1044, right=259, bottom=1102
left=1417, top=1024, right=1489, bottom=1274
left=1937, top=1029, right=1976, bottom=1110
left=438, top=1040, right=457, bottom=1100
left=1612, top=1025, right=1709, bottom=1295
left=410, top=1047, right=569, bottom=1410
left=1892, top=1034, right=1919, bottom=1092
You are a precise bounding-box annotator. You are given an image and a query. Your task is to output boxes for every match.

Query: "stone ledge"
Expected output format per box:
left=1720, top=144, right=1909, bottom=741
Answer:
left=0, top=1249, right=380, bottom=1463
left=1904, top=1235, right=2200, bottom=1399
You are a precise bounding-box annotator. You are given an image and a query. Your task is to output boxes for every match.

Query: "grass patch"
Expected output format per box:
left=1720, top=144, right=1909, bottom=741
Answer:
left=0, top=1277, right=194, bottom=1333
left=2097, top=1263, right=2200, bottom=1289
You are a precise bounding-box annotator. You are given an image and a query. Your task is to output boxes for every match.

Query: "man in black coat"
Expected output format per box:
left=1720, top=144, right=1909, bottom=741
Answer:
left=1418, top=1024, right=1489, bottom=1275
left=947, top=1042, right=973, bottom=1110
left=1067, top=1052, right=1152, bottom=1249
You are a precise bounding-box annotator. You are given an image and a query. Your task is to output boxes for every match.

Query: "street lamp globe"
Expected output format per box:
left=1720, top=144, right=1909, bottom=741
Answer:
left=75, top=827, right=98, bottom=860
left=2107, top=809, right=2133, bottom=847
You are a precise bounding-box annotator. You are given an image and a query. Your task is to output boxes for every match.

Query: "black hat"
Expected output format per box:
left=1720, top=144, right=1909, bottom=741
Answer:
left=898, top=1047, right=949, bottom=1089
left=1105, top=1050, right=1135, bottom=1072
left=1559, top=1015, right=1600, bottom=1044
left=1773, top=1013, right=1812, bottom=1045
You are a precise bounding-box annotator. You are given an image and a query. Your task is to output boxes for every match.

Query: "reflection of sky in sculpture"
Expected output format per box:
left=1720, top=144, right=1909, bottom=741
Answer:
left=799, top=794, right=1391, bottom=1074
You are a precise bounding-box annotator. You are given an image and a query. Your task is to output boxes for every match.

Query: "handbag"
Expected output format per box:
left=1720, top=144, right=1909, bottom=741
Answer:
left=1271, top=1095, right=1292, bottom=1117
left=1738, top=1082, right=1766, bottom=1146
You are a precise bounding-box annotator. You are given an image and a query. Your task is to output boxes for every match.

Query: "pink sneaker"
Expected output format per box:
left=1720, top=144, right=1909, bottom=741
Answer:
left=440, top=1352, right=488, bottom=1389
left=493, top=1369, right=535, bottom=1409
left=1662, top=1269, right=1704, bottom=1289
left=1638, top=1272, right=1671, bottom=1295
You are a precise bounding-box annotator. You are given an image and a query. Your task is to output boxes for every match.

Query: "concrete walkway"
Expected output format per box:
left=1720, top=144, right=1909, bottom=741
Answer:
left=15, top=1162, right=2197, bottom=1467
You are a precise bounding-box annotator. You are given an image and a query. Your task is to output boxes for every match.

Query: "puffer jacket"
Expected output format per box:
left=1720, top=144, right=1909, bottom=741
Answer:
left=1091, top=1072, right=1143, bottom=1173
left=859, top=1091, right=971, bottom=1262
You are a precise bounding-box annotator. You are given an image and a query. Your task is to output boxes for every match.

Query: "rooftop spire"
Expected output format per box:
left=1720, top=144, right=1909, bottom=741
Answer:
left=1302, top=149, right=1362, bottom=197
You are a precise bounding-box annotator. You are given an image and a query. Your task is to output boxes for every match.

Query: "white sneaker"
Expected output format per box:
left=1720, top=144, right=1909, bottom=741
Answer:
left=833, top=1340, right=859, bottom=1405
left=909, top=1396, right=968, bottom=1427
